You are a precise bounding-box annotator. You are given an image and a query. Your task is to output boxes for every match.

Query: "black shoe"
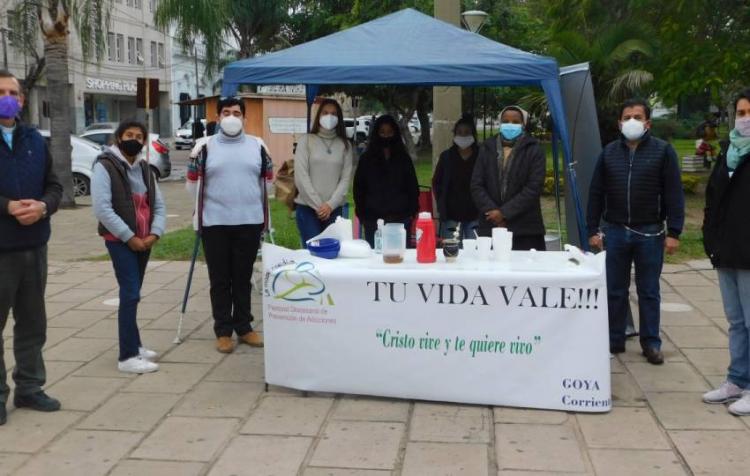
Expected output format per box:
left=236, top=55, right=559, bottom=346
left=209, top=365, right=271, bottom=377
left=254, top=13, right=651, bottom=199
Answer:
left=610, top=344, right=626, bottom=354
left=642, top=347, right=664, bottom=365
left=0, top=405, right=6, bottom=425
left=13, top=391, right=61, bottom=412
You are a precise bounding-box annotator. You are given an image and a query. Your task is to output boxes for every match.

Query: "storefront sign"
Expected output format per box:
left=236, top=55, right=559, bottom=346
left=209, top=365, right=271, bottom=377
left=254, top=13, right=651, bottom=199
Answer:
left=258, top=85, right=306, bottom=96
left=268, top=117, right=307, bottom=134
left=262, top=245, right=612, bottom=412
left=85, top=77, right=137, bottom=94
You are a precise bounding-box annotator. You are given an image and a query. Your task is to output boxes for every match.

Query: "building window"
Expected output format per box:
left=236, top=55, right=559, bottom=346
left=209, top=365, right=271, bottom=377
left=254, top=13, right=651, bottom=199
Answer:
left=158, top=42, right=165, bottom=67
left=136, top=38, right=144, bottom=64
left=107, top=32, right=116, bottom=61
left=127, top=36, right=135, bottom=64
left=150, top=41, right=157, bottom=67
left=134, top=0, right=142, bottom=9
left=116, top=34, right=124, bottom=62
left=149, top=0, right=158, bottom=12
left=126, top=0, right=133, bottom=7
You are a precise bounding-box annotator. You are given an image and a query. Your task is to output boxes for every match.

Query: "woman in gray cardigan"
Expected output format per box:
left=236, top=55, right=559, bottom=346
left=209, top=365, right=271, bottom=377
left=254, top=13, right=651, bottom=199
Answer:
left=294, top=98, right=353, bottom=246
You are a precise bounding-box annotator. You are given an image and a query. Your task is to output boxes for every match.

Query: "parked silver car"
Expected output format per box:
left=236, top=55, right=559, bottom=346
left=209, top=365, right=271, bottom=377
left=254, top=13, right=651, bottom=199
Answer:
left=79, top=129, right=171, bottom=179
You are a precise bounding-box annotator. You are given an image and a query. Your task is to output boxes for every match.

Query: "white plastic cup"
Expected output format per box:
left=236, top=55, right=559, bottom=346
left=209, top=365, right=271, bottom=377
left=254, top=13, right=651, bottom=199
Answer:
left=494, top=232, right=513, bottom=261
left=477, top=237, right=492, bottom=261
left=461, top=239, right=476, bottom=260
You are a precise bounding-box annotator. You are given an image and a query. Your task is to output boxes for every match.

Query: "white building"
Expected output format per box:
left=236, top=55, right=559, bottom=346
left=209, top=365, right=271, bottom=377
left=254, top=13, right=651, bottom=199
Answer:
left=2, top=0, right=173, bottom=135
left=170, top=37, right=213, bottom=134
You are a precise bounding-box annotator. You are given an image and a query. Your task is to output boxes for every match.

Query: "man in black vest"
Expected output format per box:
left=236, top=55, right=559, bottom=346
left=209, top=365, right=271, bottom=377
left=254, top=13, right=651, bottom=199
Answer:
left=587, top=98, right=685, bottom=365
left=0, top=70, right=63, bottom=425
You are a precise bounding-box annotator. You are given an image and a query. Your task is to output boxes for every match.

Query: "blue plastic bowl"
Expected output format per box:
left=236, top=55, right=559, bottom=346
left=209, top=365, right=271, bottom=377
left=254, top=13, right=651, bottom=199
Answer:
left=308, top=238, right=340, bottom=250
left=308, top=238, right=341, bottom=259
left=310, top=248, right=340, bottom=259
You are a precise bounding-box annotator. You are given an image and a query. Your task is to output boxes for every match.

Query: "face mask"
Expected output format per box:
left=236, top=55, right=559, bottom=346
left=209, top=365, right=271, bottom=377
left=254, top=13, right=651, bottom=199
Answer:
left=378, top=135, right=398, bottom=147
left=620, top=118, right=647, bottom=141
left=736, top=117, right=750, bottom=137
left=500, top=123, right=523, bottom=141
left=120, top=139, right=144, bottom=157
left=453, top=135, right=475, bottom=149
left=221, top=116, right=244, bottom=136
left=319, top=114, right=339, bottom=130
left=0, top=95, right=21, bottom=119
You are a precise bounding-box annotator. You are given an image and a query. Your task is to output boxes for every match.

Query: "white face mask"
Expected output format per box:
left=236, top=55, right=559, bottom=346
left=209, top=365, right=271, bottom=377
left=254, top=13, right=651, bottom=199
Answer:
left=736, top=117, right=750, bottom=137
left=620, top=118, right=647, bottom=141
left=221, top=116, right=244, bottom=136
left=453, top=135, right=475, bottom=149
left=319, top=114, right=339, bottom=130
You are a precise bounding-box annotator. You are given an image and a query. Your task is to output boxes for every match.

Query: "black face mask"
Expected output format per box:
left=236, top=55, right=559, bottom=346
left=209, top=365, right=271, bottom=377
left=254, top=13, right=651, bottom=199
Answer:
left=378, top=135, right=399, bottom=147
left=120, top=139, right=144, bottom=157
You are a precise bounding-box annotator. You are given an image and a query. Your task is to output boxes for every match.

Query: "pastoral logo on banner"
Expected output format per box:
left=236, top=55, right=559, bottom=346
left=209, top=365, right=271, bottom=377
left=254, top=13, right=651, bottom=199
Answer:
left=262, top=244, right=612, bottom=413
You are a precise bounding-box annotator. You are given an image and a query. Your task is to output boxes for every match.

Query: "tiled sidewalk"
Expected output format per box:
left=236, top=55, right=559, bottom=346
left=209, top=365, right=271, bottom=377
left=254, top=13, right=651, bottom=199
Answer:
left=1, top=257, right=748, bottom=475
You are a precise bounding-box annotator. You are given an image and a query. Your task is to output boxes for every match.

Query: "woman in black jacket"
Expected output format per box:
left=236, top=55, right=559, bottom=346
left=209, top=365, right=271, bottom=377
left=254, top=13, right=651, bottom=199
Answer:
left=354, top=115, right=419, bottom=247
left=701, top=89, right=750, bottom=415
left=433, top=114, right=479, bottom=241
left=470, top=106, right=546, bottom=250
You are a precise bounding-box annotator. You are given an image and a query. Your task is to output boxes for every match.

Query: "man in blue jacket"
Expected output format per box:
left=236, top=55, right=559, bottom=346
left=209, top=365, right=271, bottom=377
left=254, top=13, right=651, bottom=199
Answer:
left=0, top=70, right=63, bottom=425
left=587, top=98, right=685, bottom=365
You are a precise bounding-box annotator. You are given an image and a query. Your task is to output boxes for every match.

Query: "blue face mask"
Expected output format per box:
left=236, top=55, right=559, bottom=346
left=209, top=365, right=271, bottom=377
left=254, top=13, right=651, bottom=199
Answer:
left=500, top=123, right=523, bottom=141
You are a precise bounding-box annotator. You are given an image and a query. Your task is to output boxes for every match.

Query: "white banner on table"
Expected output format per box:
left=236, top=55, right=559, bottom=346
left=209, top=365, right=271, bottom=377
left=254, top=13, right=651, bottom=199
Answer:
left=262, top=244, right=611, bottom=412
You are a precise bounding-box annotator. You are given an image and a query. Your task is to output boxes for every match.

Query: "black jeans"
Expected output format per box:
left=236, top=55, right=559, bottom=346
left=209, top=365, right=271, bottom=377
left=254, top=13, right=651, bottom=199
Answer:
left=201, top=224, right=262, bottom=338
left=0, top=246, right=48, bottom=403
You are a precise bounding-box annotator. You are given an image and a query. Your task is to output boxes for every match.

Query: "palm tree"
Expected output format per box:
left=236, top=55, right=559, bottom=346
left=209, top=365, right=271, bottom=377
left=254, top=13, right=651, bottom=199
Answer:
left=155, top=0, right=286, bottom=73
left=10, top=1, right=111, bottom=207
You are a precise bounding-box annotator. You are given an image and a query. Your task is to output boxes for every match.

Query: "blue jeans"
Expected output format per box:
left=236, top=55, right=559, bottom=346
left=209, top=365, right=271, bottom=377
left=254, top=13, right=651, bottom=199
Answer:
left=295, top=204, right=343, bottom=248
left=439, top=219, right=479, bottom=241
left=106, top=241, right=149, bottom=361
left=718, top=269, right=750, bottom=389
left=604, top=224, right=664, bottom=350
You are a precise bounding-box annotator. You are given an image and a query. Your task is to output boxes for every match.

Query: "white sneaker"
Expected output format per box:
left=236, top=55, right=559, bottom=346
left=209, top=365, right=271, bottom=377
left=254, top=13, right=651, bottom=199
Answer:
left=139, top=347, right=158, bottom=361
left=702, top=381, right=744, bottom=404
left=728, top=391, right=750, bottom=416
left=118, top=356, right=159, bottom=374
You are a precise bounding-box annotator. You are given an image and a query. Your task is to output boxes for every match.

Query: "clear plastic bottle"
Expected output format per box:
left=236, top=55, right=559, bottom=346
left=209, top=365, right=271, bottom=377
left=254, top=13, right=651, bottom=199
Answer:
left=374, top=219, right=384, bottom=254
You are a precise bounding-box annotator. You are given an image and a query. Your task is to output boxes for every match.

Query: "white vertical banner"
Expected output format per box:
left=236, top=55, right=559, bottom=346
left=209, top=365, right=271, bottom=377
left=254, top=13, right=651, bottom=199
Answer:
left=262, top=244, right=611, bottom=412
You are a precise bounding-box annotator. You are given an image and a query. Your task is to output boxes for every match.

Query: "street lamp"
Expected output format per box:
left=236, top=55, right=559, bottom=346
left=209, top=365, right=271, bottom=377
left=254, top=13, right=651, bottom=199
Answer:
left=461, top=10, right=489, bottom=123
left=461, top=10, right=488, bottom=34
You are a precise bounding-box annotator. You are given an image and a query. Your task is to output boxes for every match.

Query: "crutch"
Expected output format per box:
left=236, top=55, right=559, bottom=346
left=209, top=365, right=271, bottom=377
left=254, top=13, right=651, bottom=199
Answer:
left=174, top=231, right=201, bottom=344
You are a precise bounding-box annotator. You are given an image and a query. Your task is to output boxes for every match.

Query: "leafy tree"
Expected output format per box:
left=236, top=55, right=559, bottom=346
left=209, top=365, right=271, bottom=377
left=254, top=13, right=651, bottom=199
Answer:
left=7, top=1, right=111, bottom=207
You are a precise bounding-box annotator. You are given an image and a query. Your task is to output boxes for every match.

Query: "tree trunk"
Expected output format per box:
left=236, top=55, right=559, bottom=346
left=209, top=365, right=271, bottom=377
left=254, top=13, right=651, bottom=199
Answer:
left=416, top=88, right=432, bottom=150
left=45, top=37, right=75, bottom=207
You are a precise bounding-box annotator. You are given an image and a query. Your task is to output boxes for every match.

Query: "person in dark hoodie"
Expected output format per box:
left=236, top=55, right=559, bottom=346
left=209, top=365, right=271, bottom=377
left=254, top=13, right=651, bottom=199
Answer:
left=433, top=114, right=479, bottom=241
left=0, top=69, right=63, bottom=426
left=471, top=105, right=546, bottom=250
left=92, top=119, right=166, bottom=375
left=354, top=114, right=419, bottom=247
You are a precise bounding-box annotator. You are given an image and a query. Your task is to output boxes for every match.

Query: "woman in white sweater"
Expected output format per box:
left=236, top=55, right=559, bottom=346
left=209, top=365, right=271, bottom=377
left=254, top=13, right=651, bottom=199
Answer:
left=294, top=98, right=353, bottom=245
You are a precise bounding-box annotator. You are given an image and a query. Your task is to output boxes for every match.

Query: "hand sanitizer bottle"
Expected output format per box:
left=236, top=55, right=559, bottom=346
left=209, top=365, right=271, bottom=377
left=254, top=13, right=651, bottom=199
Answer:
left=374, top=219, right=384, bottom=254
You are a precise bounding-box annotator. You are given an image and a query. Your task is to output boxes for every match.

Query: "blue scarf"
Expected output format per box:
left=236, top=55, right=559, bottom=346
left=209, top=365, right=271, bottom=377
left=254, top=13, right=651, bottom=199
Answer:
left=727, top=128, right=750, bottom=171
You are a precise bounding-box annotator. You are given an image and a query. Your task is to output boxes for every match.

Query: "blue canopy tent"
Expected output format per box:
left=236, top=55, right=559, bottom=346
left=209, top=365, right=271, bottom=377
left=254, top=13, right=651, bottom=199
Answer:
left=222, top=8, right=587, bottom=246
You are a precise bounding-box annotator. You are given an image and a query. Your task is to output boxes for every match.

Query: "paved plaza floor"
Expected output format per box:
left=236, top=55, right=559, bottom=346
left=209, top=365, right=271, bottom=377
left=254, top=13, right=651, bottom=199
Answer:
left=1, top=183, right=748, bottom=475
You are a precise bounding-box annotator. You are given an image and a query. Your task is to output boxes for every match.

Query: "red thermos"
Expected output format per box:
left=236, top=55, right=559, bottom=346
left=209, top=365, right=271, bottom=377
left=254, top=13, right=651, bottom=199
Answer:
left=416, top=212, right=436, bottom=263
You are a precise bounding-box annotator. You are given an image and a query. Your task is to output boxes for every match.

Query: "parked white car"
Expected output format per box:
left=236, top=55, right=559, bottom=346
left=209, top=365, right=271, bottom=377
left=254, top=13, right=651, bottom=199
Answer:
left=175, top=118, right=208, bottom=149
left=79, top=128, right=171, bottom=180
left=39, top=130, right=101, bottom=197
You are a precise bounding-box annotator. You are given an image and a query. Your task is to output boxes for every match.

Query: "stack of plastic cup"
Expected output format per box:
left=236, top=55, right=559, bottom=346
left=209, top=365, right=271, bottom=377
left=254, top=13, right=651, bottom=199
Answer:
left=462, top=239, right=477, bottom=260
left=477, top=237, right=492, bottom=261
left=492, top=227, right=513, bottom=261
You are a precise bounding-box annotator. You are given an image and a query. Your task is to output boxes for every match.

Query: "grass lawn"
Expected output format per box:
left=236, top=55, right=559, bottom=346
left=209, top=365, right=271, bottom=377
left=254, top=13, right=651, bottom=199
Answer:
left=137, top=138, right=710, bottom=263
